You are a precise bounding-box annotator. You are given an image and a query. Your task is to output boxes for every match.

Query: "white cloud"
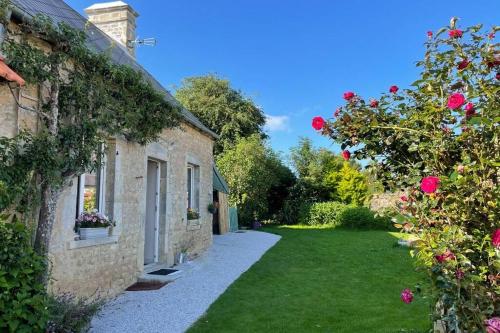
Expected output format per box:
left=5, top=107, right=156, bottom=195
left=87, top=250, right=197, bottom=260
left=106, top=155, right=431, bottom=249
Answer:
left=264, top=114, right=290, bottom=132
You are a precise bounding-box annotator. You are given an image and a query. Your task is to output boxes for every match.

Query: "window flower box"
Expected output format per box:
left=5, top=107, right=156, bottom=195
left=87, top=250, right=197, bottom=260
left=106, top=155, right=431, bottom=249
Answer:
left=79, top=227, right=109, bottom=240
left=75, top=211, right=115, bottom=240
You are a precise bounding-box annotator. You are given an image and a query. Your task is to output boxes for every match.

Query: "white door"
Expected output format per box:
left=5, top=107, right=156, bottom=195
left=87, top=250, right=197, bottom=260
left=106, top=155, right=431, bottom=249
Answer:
left=144, top=160, right=160, bottom=265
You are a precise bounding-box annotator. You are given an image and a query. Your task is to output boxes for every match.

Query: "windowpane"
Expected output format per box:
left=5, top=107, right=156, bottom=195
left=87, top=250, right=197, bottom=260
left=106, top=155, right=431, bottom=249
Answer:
left=84, top=170, right=100, bottom=212
left=187, top=167, right=192, bottom=209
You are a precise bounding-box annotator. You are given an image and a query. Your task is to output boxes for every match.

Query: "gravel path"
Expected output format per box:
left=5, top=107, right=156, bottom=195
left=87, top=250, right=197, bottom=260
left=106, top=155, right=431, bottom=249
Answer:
left=90, top=230, right=280, bottom=333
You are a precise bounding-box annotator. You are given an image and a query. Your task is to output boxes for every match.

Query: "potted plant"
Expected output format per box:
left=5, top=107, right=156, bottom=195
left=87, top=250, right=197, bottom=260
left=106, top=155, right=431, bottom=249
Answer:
left=207, top=202, right=218, bottom=214
left=75, top=211, right=115, bottom=240
left=187, top=208, right=200, bottom=220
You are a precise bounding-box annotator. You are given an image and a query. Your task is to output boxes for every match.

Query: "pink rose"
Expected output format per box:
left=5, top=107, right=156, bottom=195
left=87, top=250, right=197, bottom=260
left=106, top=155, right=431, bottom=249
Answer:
left=447, top=93, right=466, bottom=110
left=485, top=317, right=500, bottom=333
left=420, top=176, right=440, bottom=193
left=369, top=99, right=379, bottom=108
left=435, top=249, right=455, bottom=263
left=400, top=195, right=408, bottom=202
left=343, top=91, right=355, bottom=101
left=342, top=150, right=351, bottom=161
left=334, top=108, right=341, bottom=117
left=400, top=288, right=413, bottom=304
left=448, top=29, right=463, bottom=38
left=492, top=229, right=500, bottom=248
left=312, top=116, right=325, bottom=130
left=389, top=85, right=399, bottom=94
left=457, top=165, right=465, bottom=174
left=457, top=59, right=470, bottom=70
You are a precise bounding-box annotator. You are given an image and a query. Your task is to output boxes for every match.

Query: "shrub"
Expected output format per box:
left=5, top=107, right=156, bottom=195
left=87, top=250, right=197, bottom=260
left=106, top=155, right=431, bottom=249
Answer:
left=298, top=201, right=349, bottom=226
left=0, top=219, right=48, bottom=333
left=338, top=207, right=393, bottom=230
left=46, top=294, right=102, bottom=333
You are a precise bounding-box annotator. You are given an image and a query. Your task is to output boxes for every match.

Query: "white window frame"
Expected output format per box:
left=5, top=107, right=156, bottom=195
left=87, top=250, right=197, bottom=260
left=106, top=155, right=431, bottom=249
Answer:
left=77, top=154, right=106, bottom=215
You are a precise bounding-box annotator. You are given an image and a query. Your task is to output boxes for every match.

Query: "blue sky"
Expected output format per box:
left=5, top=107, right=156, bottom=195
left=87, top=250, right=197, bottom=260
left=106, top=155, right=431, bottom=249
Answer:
left=66, top=0, right=499, bottom=157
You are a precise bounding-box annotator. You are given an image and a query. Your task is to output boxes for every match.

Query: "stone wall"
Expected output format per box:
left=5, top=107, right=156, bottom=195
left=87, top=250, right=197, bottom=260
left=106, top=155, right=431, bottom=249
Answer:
left=370, top=192, right=401, bottom=212
left=48, top=124, right=214, bottom=298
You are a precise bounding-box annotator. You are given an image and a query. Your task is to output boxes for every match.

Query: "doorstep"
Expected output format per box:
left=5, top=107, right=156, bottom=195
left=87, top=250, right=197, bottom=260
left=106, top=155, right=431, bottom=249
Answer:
left=139, top=263, right=183, bottom=284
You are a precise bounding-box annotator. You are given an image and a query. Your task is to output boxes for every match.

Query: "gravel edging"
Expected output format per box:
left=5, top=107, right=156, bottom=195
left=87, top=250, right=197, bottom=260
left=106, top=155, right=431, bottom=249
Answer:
left=90, top=230, right=281, bottom=333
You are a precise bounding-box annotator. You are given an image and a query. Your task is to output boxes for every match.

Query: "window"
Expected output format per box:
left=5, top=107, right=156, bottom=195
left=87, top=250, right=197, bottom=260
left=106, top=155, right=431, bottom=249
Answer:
left=77, top=158, right=106, bottom=216
left=187, top=164, right=200, bottom=212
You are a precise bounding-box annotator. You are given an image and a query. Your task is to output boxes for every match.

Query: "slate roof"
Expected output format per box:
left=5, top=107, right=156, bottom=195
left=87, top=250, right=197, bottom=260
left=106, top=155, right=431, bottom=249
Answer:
left=9, top=0, right=219, bottom=139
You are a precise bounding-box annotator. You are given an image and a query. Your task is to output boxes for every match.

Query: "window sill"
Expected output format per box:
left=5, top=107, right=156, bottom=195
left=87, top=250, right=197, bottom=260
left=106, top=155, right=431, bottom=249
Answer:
left=68, top=235, right=119, bottom=250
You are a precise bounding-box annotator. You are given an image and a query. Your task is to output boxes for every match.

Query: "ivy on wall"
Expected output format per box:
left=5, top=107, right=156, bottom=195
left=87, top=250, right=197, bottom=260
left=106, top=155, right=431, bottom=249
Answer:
left=0, top=1, right=181, bottom=272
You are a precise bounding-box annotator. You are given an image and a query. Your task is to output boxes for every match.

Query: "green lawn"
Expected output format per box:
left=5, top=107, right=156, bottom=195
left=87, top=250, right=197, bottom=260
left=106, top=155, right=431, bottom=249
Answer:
left=188, top=226, right=431, bottom=333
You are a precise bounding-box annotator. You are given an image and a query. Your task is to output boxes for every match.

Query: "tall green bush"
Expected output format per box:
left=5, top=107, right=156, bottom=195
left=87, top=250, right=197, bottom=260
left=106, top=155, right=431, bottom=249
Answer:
left=0, top=219, right=48, bottom=332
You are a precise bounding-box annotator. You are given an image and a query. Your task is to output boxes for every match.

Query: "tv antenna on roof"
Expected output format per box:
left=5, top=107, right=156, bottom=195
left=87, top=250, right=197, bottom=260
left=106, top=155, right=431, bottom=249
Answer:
left=128, top=37, right=157, bottom=48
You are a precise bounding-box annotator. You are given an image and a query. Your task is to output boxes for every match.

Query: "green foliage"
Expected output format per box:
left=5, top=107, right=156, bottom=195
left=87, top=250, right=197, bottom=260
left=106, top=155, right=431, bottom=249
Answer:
left=338, top=206, right=393, bottom=230
left=217, top=135, right=293, bottom=225
left=0, top=218, right=48, bottom=332
left=325, top=162, right=368, bottom=205
left=321, top=21, right=499, bottom=330
left=298, top=201, right=349, bottom=226
left=175, top=74, right=266, bottom=155
left=46, top=294, right=102, bottom=333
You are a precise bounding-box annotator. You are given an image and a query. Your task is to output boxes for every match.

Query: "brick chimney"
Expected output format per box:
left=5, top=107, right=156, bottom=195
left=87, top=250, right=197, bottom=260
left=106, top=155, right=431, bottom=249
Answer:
left=85, top=1, right=139, bottom=57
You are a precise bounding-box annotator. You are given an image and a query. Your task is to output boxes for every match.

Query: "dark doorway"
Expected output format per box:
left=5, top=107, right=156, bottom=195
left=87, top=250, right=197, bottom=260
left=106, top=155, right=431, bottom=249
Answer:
left=212, top=191, right=220, bottom=234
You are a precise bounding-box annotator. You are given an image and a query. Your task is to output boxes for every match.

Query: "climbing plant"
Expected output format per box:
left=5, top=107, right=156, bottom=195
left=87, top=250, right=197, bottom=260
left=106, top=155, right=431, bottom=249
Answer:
left=315, top=20, right=499, bottom=331
left=0, top=4, right=181, bottom=274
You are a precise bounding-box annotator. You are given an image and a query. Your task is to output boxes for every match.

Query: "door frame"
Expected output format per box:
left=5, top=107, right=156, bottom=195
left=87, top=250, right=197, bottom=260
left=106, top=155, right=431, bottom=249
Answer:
left=146, top=159, right=161, bottom=264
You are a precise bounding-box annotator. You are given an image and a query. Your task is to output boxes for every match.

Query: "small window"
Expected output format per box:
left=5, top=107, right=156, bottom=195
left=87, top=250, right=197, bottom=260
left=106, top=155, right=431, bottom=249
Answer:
left=187, top=164, right=200, bottom=212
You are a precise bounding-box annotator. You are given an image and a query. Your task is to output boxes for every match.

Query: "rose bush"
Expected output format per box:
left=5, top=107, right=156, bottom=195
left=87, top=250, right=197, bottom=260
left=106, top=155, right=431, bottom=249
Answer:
left=317, top=20, right=499, bottom=331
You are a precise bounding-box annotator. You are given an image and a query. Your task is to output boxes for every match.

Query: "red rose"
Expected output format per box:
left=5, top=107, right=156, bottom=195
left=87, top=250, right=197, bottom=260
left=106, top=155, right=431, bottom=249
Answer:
left=427, top=31, right=433, bottom=38
left=489, top=32, right=495, bottom=39
left=465, top=102, right=475, bottom=118
left=492, top=229, right=500, bottom=248
left=420, top=176, right=439, bottom=193
left=435, top=249, right=455, bottom=263
left=369, top=99, right=379, bottom=108
left=312, top=116, right=325, bottom=130
left=496, top=73, right=500, bottom=80
left=343, top=91, right=355, bottom=101
left=448, top=29, right=463, bottom=38
left=400, top=195, right=408, bottom=202
left=455, top=269, right=464, bottom=280
left=389, top=85, right=399, bottom=94
left=447, top=93, right=466, bottom=110
left=334, top=108, right=341, bottom=117
left=342, top=150, right=351, bottom=161
left=457, top=59, right=469, bottom=70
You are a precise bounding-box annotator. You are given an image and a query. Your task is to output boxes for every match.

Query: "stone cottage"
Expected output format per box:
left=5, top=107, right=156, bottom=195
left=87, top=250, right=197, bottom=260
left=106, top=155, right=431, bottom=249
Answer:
left=0, top=0, right=222, bottom=298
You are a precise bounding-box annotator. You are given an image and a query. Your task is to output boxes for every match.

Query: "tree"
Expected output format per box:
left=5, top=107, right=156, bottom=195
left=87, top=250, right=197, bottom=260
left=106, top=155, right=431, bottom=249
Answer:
left=324, top=162, right=368, bottom=205
left=0, top=13, right=181, bottom=275
left=175, top=74, right=266, bottom=155
left=216, top=135, right=290, bottom=225
left=317, top=21, right=499, bottom=331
